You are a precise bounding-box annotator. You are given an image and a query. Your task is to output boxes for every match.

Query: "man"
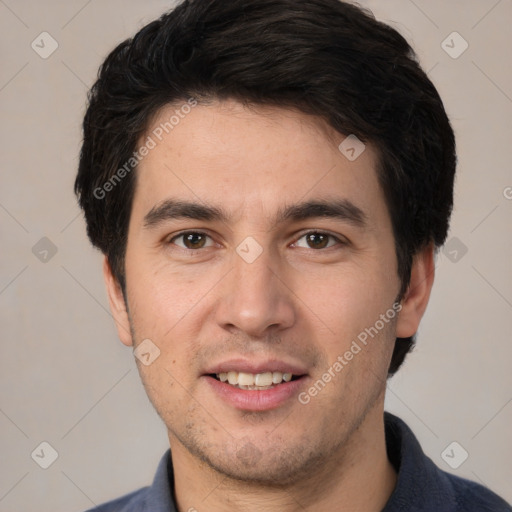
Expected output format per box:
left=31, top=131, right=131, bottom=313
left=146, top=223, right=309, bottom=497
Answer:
left=75, top=0, right=511, bottom=510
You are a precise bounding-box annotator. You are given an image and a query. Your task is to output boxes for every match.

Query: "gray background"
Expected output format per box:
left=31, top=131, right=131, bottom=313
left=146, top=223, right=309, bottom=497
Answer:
left=0, top=0, right=511, bottom=510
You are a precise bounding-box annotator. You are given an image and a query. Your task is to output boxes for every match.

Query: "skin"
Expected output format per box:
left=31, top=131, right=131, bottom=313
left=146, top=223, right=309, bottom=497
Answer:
left=104, top=99, right=435, bottom=511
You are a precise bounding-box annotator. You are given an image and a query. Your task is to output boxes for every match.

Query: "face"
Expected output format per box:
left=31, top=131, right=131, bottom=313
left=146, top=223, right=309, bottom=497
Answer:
left=105, top=99, right=429, bottom=485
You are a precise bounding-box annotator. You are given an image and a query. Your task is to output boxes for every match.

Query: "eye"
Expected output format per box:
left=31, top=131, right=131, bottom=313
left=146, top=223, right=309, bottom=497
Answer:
left=294, top=231, right=343, bottom=250
left=169, top=231, right=214, bottom=250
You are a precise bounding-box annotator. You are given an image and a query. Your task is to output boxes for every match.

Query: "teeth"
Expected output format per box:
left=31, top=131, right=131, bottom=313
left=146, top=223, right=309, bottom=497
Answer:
left=238, top=372, right=254, bottom=386
left=272, top=371, right=283, bottom=384
left=215, top=371, right=296, bottom=388
left=254, top=372, right=273, bottom=386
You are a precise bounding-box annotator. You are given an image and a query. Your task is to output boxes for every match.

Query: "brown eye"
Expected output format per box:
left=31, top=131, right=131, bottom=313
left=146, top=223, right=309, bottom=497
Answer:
left=170, top=232, right=212, bottom=250
left=306, top=233, right=329, bottom=249
left=294, top=231, right=342, bottom=250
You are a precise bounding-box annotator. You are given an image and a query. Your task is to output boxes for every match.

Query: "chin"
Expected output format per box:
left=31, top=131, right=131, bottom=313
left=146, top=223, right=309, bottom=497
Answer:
left=185, top=432, right=331, bottom=487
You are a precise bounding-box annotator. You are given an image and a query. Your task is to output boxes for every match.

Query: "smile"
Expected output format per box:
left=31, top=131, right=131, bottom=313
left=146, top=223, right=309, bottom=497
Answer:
left=213, top=371, right=296, bottom=390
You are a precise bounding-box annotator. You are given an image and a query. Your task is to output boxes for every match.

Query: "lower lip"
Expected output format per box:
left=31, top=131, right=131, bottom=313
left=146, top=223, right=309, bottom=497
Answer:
left=204, top=375, right=307, bottom=411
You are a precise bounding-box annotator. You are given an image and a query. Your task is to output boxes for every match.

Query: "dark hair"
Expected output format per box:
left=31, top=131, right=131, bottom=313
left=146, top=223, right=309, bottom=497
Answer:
left=75, top=0, right=456, bottom=376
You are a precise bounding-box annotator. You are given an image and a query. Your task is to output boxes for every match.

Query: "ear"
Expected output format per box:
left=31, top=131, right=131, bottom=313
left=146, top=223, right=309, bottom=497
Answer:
left=396, top=243, right=435, bottom=338
left=102, top=256, right=134, bottom=347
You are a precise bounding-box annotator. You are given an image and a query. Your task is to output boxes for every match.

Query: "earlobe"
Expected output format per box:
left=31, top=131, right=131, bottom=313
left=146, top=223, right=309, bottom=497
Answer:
left=102, top=256, right=134, bottom=347
left=395, top=244, right=435, bottom=339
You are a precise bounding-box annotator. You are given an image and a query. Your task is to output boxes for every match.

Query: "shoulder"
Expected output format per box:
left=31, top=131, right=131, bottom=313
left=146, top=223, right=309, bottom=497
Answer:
left=84, top=486, right=150, bottom=512
left=383, top=413, right=511, bottom=511
left=82, top=449, right=175, bottom=512
left=447, top=473, right=512, bottom=512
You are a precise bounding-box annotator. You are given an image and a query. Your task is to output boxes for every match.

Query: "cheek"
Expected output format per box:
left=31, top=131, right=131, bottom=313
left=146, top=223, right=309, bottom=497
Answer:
left=135, top=357, right=195, bottom=432
left=301, top=264, right=395, bottom=343
left=124, top=273, right=203, bottom=385
left=127, top=255, right=208, bottom=329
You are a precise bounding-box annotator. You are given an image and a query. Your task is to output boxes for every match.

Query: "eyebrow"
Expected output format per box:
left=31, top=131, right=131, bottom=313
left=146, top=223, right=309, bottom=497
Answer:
left=143, top=198, right=367, bottom=230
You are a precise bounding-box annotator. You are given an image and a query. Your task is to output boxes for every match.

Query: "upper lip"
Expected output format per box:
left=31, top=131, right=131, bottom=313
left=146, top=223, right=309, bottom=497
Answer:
left=203, top=358, right=309, bottom=376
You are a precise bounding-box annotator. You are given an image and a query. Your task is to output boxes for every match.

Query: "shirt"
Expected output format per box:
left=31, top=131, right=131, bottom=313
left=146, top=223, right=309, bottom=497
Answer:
left=86, top=412, right=511, bottom=511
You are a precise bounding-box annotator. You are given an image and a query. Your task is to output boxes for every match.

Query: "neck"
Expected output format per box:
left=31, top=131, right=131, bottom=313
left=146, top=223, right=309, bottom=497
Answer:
left=170, top=403, right=396, bottom=512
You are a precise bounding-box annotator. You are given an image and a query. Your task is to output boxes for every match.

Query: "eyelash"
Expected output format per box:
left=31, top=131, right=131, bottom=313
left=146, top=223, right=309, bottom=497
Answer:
left=167, top=230, right=346, bottom=252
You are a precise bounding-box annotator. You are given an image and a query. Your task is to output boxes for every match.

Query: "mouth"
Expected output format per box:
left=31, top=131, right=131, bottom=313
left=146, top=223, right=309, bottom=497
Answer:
left=203, top=361, right=309, bottom=411
left=210, top=371, right=302, bottom=390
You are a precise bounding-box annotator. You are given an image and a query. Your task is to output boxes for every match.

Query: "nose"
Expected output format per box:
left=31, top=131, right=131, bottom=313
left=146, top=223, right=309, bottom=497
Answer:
left=214, top=245, right=296, bottom=338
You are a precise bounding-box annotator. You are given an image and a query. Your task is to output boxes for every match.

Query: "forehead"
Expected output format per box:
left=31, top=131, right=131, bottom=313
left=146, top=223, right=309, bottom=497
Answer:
left=131, top=99, right=387, bottom=227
